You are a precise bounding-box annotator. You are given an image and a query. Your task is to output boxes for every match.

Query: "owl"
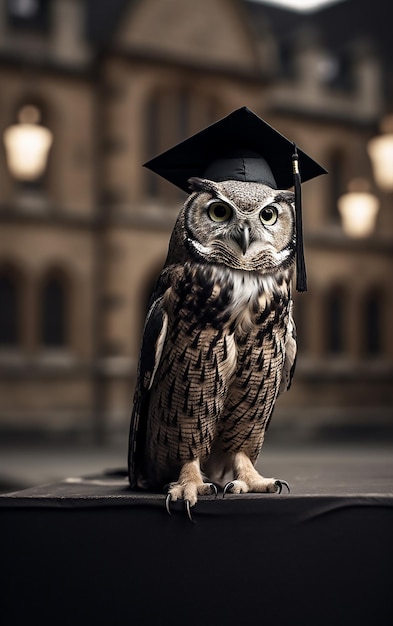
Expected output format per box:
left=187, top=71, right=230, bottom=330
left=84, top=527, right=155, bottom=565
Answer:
left=128, top=107, right=326, bottom=519
left=128, top=177, right=296, bottom=517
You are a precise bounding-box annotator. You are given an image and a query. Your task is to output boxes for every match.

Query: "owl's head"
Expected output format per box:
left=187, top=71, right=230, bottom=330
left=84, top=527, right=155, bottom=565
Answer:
left=145, top=108, right=326, bottom=290
left=178, top=177, right=296, bottom=274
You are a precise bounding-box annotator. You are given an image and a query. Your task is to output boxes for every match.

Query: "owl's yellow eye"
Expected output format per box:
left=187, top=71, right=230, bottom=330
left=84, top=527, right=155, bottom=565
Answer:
left=207, top=202, right=232, bottom=223
left=260, top=205, right=278, bottom=226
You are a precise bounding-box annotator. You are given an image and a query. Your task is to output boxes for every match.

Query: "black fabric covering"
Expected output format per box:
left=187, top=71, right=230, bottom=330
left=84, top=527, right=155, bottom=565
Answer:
left=1, top=469, right=392, bottom=626
left=203, top=150, right=277, bottom=188
left=144, top=107, right=327, bottom=192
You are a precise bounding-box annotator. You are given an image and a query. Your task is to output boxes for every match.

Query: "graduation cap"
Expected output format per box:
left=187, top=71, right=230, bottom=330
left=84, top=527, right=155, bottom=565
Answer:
left=144, top=106, right=327, bottom=292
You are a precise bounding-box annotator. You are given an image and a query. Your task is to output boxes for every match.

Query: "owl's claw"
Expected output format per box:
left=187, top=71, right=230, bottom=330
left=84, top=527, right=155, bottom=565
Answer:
left=223, top=482, right=234, bottom=497
left=210, top=483, right=218, bottom=497
left=275, top=479, right=290, bottom=494
left=185, top=499, right=196, bottom=524
left=223, top=478, right=290, bottom=495
left=165, top=493, right=196, bottom=523
left=165, top=480, right=217, bottom=519
left=165, top=493, right=172, bottom=515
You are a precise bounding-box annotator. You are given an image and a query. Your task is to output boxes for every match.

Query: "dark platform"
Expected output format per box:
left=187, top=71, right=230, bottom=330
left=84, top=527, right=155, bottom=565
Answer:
left=1, top=451, right=393, bottom=626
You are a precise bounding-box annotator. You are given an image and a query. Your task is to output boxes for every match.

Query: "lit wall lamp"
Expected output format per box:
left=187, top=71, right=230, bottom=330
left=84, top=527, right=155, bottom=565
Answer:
left=338, top=178, right=380, bottom=238
left=367, top=114, right=393, bottom=191
left=3, top=105, right=53, bottom=181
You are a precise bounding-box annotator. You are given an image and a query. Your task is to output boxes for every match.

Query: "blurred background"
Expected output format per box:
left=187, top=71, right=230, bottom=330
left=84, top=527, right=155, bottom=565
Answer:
left=0, top=0, right=392, bottom=492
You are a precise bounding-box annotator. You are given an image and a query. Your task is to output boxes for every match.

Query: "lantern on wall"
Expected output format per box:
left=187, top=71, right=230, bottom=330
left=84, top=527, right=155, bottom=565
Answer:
left=3, top=105, right=53, bottom=181
left=367, top=114, right=393, bottom=192
left=338, top=178, right=380, bottom=238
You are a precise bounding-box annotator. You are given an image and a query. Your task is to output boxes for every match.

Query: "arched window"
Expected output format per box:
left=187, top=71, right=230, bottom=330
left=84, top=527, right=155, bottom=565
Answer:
left=7, top=0, right=50, bottom=33
left=325, top=287, right=346, bottom=355
left=0, top=270, right=19, bottom=346
left=327, top=148, right=346, bottom=222
left=41, top=273, right=67, bottom=347
left=363, top=290, right=383, bottom=357
left=144, top=88, right=222, bottom=201
left=145, top=94, right=160, bottom=198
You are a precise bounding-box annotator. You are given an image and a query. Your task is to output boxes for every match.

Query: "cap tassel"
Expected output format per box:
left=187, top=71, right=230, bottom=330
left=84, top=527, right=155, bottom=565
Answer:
left=292, top=144, right=307, bottom=292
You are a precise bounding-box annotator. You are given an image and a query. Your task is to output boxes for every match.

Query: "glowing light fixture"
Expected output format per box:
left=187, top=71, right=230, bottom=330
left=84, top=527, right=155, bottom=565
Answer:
left=338, top=179, right=379, bottom=238
left=367, top=115, right=393, bottom=191
left=3, top=105, right=53, bottom=181
left=248, top=0, right=346, bottom=13
left=9, top=0, right=39, bottom=18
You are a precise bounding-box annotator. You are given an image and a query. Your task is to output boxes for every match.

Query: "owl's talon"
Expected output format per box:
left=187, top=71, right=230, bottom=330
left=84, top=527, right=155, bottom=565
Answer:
left=210, top=483, right=218, bottom=497
left=185, top=499, right=196, bottom=524
left=165, top=493, right=172, bottom=515
left=223, top=482, right=234, bottom=497
left=275, top=479, right=290, bottom=494
left=165, top=493, right=196, bottom=522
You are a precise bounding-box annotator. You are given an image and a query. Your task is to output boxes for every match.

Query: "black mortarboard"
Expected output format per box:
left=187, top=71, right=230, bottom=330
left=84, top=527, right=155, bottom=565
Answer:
left=144, top=106, right=327, bottom=291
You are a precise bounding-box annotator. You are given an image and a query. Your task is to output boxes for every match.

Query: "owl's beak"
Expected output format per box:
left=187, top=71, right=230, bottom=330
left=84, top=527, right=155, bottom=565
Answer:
left=234, top=224, right=250, bottom=255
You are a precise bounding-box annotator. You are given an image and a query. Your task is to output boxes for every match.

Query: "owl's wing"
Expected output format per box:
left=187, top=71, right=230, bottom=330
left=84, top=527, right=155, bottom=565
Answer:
left=278, top=306, right=297, bottom=395
left=128, top=285, right=168, bottom=488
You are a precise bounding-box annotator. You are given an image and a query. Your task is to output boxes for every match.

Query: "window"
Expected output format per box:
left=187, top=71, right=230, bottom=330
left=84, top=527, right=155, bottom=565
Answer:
left=41, top=275, right=67, bottom=347
left=0, top=271, right=19, bottom=346
left=6, top=0, right=50, bottom=32
left=327, top=149, right=346, bottom=222
left=363, top=290, right=383, bottom=357
left=145, top=95, right=160, bottom=198
left=144, top=88, right=222, bottom=200
left=326, top=287, right=346, bottom=354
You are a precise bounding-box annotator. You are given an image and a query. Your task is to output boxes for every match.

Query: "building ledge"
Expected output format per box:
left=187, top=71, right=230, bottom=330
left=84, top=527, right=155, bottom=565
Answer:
left=0, top=350, right=92, bottom=378
left=306, top=229, right=393, bottom=253
left=296, top=357, right=393, bottom=381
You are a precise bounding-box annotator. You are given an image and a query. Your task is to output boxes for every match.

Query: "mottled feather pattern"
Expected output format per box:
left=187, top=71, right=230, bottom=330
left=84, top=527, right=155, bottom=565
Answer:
left=129, top=178, right=297, bottom=503
left=139, top=261, right=293, bottom=488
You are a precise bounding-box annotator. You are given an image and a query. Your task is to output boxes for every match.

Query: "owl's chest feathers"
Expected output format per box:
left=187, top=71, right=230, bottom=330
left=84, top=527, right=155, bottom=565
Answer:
left=225, top=271, right=273, bottom=332
left=169, top=263, right=290, bottom=336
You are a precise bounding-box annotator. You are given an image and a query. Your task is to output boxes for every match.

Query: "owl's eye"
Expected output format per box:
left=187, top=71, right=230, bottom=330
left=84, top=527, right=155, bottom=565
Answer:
left=207, top=202, right=232, bottom=223
left=260, top=205, right=278, bottom=226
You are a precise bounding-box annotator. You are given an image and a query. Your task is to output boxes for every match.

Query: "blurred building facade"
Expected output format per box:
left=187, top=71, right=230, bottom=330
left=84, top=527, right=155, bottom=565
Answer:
left=0, top=0, right=392, bottom=441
